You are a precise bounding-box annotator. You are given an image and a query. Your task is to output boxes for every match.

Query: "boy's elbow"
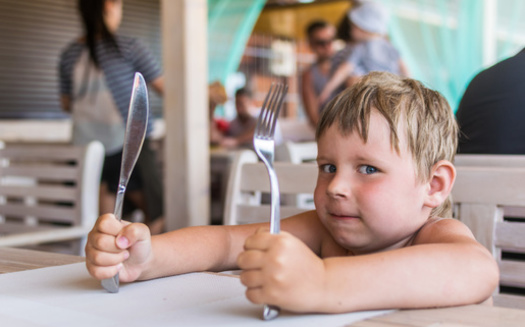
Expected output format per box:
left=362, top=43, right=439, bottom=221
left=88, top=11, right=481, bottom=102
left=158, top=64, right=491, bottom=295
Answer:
left=485, top=255, right=500, bottom=296
left=472, top=245, right=500, bottom=302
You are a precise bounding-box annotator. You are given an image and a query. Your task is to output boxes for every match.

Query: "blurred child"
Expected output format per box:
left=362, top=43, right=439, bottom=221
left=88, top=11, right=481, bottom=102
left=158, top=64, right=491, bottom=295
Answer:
left=86, top=72, right=497, bottom=314
left=319, top=1, right=409, bottom=104
left=220, top=88, right=258, bottom=148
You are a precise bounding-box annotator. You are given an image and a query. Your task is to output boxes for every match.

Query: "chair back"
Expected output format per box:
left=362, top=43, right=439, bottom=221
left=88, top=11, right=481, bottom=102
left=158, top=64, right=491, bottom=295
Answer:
left=455, top=154, right=525, bottom=167
left=277, top=141, right=317, bottom=163
left=455, top=153, right=525, bottom=228
left=223, top=150, right=317, bottom=225
left=452, top=166, right=525, bottom=309
left=276, top=141, right=317, bottom=209
left=0, top=141, right=104, bottom=255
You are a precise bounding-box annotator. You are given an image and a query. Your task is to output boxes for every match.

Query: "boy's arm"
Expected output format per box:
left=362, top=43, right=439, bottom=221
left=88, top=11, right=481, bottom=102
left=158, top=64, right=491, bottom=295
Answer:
left=220, top=125, right=256, bottom=149
left=86, top=214, right=261, bottom=282
left=144, top=210, right=325, bottom=280
left=319, top=219, right=498, bottom=313
left=239, top=218, right=499, bottom=313
left=86, top=211, right=324, bottom=282
left=300, top=69, right=320, bottom=127
left=318, top=62, right=354, bottom=104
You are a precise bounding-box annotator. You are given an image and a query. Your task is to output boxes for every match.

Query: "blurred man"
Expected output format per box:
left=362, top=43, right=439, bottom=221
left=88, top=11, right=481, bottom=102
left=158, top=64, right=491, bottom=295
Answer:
left=300, top=20, right=336, bottom=127
left=456, top=48, right=525, bottom=154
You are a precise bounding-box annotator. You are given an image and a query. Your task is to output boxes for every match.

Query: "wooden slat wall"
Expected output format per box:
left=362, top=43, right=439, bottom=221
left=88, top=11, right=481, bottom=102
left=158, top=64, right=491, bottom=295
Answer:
left=0, top=0, right=162, bottom=119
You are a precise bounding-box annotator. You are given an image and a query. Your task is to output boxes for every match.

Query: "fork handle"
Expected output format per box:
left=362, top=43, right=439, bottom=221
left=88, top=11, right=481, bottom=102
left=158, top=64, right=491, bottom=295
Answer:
left=268, top=166, right=280, bottom=234
left=264, top=165, right=281, bottom=319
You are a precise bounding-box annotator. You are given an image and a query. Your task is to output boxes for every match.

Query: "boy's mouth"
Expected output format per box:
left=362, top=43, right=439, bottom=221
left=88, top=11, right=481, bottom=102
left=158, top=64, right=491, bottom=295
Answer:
left=329, top=211, right=359, bottom=220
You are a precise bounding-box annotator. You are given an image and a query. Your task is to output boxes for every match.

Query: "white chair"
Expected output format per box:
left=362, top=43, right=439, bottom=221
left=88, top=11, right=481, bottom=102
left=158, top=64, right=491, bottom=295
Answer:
left=277, top=141, right=317, bottom=164
left=0, top=141, right=104, bottom=255
left=454, top=153, right=525, bottom=219
left=452, top=166, right=525, bottom=309
left=278, top=118, right=316, bottom=143
left=455, top=154, right=525, bottom=167
left=223, top=149, right=317, bottom=225
left=276, top=141, right=317, bottom=209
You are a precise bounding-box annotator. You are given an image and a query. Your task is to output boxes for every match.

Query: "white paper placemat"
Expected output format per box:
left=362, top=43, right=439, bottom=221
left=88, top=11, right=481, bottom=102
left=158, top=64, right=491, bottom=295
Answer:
left=0, top=263, right=392, bottom=326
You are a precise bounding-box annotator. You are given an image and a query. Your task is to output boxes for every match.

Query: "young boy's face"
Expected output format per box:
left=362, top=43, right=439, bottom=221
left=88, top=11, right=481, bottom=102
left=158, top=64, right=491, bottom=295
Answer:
left=314, top=109, right=432, bottom=255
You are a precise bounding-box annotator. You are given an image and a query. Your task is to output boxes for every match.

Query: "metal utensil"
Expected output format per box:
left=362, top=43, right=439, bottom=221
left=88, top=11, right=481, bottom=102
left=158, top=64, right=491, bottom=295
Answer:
left=101, top=72, right=149, bottom=293
left=252, top=83, right=288, bottom=320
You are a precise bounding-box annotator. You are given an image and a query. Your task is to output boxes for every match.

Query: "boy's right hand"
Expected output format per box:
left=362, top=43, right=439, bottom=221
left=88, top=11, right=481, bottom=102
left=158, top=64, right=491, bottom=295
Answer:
left=85, top=214, right=152, bottom=283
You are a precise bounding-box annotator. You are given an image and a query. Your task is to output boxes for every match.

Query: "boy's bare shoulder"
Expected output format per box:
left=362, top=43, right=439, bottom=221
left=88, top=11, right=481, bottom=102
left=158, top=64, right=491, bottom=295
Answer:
left=412, top=217, right=477, bottom=246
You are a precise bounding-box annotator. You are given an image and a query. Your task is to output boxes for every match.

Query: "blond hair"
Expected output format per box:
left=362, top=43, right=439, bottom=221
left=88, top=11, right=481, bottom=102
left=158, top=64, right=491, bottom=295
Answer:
left=316, top=72, right=458, bottom=217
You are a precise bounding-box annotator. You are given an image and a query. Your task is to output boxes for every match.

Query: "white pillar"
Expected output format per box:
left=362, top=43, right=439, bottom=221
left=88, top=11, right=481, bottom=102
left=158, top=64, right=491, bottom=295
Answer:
left=161, top=0, right=209, bottom=230
left=482, top=0, right=497, bottom=67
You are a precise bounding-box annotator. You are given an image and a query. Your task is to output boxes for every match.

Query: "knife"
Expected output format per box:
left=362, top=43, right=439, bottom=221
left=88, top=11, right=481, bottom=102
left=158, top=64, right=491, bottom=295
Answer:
left=101, top=72, right=149, bottom=293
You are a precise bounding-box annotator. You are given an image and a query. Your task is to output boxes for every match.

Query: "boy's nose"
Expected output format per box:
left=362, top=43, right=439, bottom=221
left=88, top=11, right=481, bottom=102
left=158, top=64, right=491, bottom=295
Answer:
left=326, top=174, right=351, bottom=199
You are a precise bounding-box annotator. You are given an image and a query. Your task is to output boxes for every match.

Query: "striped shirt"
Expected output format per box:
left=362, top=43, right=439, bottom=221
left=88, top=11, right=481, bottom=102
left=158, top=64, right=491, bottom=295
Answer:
left=59, top=35, right=161, bottom=135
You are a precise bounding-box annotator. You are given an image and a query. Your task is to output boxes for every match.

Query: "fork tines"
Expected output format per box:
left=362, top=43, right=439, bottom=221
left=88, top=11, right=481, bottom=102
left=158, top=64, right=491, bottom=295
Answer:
left=255, top=83, right=288, bottom=138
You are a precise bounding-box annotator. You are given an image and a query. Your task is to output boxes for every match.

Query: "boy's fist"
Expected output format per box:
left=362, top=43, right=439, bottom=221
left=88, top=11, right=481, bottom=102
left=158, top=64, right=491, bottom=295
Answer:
left=237, top=228, right=326, bottom=312
left=85, top=214, right=152, bottom=282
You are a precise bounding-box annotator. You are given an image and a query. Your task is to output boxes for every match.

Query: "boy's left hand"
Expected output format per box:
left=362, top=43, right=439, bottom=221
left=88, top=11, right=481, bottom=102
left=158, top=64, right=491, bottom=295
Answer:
left=237, top=228, right=326, bottom=313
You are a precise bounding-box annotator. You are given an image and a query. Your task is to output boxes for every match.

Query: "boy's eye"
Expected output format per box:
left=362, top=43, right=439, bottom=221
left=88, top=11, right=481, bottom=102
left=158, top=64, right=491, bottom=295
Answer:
left=358, top=165, right=378, bottom=175
left=320, top=164, right=336, bottom=173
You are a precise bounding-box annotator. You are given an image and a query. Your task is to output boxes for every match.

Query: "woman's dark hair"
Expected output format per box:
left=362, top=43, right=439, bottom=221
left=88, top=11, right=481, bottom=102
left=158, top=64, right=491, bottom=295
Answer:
left=336, top=14, right=352, bottom=42
left=78, top=0, right=120, bottom=67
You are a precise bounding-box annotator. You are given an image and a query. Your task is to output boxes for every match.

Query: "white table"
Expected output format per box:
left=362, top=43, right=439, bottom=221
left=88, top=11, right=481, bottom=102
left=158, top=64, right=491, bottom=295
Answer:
left=2, top=248, right=525, bottom=326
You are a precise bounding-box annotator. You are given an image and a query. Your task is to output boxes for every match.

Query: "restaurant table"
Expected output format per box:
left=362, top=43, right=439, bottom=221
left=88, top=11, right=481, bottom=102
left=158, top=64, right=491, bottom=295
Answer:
left=0, top=247, right=84, bottom=274
left=1, top=247, right=525, bottom=327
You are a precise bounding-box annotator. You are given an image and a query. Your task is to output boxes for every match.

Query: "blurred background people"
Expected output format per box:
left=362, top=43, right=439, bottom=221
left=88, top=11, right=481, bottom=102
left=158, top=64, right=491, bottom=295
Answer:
left=319, top=1, right=409, bottom=104
left=58, top=0, right=165, bottom=234
left=456, top=47, right=525, bottom=154
left=300, top=20, right=336, bottom=128
left=219, top=87, right=284, bottom=149
left=208, top=80, right=229, bottom=146
left=220, top=88, right=258, bottom=149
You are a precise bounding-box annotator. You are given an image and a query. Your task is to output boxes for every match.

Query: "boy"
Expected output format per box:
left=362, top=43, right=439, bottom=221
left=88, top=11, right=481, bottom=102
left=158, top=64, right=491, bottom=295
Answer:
left=220, top=87, right=283, bottom=149
left=86, top=72, right=498, bottom=313
left=220, top=88, right=257, bottom=148
left=319, top=1, right=409, bottom=104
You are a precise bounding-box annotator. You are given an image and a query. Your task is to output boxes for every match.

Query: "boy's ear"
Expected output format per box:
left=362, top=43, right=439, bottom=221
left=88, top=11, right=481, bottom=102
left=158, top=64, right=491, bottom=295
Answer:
left=424, top=160, right=456, bottom=208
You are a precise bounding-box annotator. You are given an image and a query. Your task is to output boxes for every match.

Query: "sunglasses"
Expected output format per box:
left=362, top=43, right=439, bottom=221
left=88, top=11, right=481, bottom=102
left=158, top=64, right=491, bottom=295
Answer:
left=312, top=38, right=334, bottom=47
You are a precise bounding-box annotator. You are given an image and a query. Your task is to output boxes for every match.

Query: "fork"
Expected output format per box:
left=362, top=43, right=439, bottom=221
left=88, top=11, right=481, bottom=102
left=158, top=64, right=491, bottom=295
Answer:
left=252, top=83, right=288, bottom=321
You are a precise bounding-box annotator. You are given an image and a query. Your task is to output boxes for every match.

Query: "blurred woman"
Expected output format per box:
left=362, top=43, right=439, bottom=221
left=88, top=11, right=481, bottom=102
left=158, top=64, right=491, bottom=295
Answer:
left=58, top=0, right=165, bottom=234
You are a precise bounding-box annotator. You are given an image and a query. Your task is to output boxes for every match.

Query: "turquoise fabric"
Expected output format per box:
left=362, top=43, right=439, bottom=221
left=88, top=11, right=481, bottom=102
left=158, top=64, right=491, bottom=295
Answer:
left=497, top=0, right=524, bottom=61
left=208, top=0, right=265, bottom=84
left=380, top=0, right=524, bottom=111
